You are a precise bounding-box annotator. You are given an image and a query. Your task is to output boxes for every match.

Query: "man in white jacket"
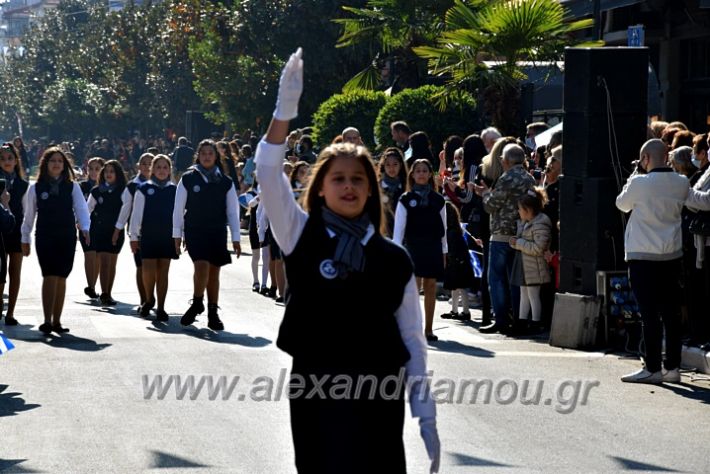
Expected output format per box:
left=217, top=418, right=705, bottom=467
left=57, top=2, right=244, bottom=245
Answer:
left=616, top=139, right=689, bottom=384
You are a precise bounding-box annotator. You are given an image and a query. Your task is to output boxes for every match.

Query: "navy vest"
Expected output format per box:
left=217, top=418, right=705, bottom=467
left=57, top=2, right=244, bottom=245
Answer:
left=280, top=211, right=412, bottom=372
left=35, top=180, right=75, bottom=235
left=181, top=169, right=232, bottom=231
left=139, top=182, right=176, bottom=240
left=79, top=180, right=94, bottom=199
left=90, top=185, right=125, bottom=230
left=399, top=190, right=445, bottom=243
left=8, top=177, right=28, bottom=229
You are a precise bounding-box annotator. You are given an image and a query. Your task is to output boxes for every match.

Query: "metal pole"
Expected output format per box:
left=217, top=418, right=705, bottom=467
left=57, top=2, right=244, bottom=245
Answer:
left=593, top=0, right=602, bottom=41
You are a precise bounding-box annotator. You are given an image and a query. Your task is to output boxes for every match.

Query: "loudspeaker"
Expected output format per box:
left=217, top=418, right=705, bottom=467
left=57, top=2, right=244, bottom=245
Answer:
left=562, top=112, right=647, bottom=178
left=558, top=176, right=626, bottom=295
left=562, top=47, right=649, bottom=178
left=563, top=47, right=649, bottom=116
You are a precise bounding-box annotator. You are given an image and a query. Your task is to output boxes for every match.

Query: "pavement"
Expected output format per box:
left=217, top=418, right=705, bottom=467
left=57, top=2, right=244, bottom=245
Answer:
left=1, top=232, right=709, bottom=473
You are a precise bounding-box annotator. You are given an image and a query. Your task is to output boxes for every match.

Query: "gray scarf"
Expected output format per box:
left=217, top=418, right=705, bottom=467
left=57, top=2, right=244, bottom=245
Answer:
left=195, top=164, right=220, bottom=184
left=48, top=176, right=63, bottom=196
left=412, top=183, right=432, bottom=206
left=151, top=176, right=171, bottom=189
left=321, top=207, right=370, bottom=278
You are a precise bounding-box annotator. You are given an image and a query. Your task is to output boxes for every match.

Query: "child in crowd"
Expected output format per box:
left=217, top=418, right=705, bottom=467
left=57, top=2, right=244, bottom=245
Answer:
left=378, top=147, right=407, bottom=238
left=129, top=155, right=178, bottom=321
left=440, top=202, right=475, bottom=321
left=509, top=188, right=552, bottom=333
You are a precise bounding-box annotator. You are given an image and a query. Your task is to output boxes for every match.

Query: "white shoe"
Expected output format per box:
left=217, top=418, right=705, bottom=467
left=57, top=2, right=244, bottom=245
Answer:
left=662, top=368, right=681, bottom=383
left=620, top=368, right=662, bottom=384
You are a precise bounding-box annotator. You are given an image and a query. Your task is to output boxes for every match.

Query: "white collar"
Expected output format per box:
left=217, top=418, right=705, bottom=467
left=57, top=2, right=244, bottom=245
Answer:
left=325, top=223, right=375, bottom=245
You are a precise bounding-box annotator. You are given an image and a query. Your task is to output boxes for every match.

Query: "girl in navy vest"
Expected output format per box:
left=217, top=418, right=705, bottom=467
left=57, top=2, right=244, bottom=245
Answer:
left=21, top=147, right=90, bottom=335
left=378, top=147, right=407, bottom=238
left=173, top=139, right=241, bottom=331
left=129, top=155, right=178, bottom=321
left=0, top=143, right=27, bottom=326
left=79, top=157, right=105, bottom=300
left=87, top=160, right=132, bottom=306
left=127, top=153, right=154, bottom=311
left=256, top=48, right=439, bottom=474
left=393, top=159, right=448, bottom=342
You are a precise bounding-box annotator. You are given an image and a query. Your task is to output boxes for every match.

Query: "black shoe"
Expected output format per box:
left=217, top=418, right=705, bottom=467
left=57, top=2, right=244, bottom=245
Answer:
left=181, top=298, right=205, bottom=326
left=453, top=312, right=471, bottom=321
left=267, top=287, right=277, bottom=298
left=155, top=309, right=169, bottom=322
left=479, top=323, right=504, bottom=334
left=275, top=296, right=284, bottom=304
left=481, top=315, right=492, bottom=327
left=51, top=324, right=70, bottom=334
left=207, top=303, right=224, bottom=331
left=39, top=323, right=52, bottom=335
left=100, top=294, right=117, bottom=306
left=84, top=286, right=99, bottom=299
left=4, top=316, right=18, bottom=326
left=259, top=286, right=269, bottom=296
left=440, top=311, right=458, bottom=319
left=140, top=300, right=155, bottom=318
left=426, top=333, right=439, bottom=342
left=252, top=283, right=260, bottom=292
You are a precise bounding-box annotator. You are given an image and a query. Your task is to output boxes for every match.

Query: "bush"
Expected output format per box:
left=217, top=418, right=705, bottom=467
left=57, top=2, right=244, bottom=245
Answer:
left=374, top=85, right=480, bottom=155
left=312, top=90, right=389, bottom=150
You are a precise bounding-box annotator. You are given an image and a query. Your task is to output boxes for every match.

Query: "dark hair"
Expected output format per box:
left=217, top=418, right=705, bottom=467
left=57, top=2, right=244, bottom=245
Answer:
left=445, top=201, right=462, bottom=234
left=407, top=158, right=437, bottom=191
left=146, top=147, right=160, bottom=155
left=379, top=147, right=408, bottom=184
left=12, top=136, right=26, bottom=152
left=0, top=142, right=25, bottom=178
left=461, top=134, right=487, bottom=183
left=518, top=187, right=548, bottom=215
left=37, top=147, right=75, bottom=183
left=443, top=135, right=464, bottom=169
left=178, top=136, right=188, bottom=146
left=671, top=130, right=695, bottom=150
left=99, top=160, right=128, bottom=188
left=409, top=131, right=434, bottom=164
left=290, top=161, right=310, bottom=188
left=303, top=143, right=385, bottom=235
left=693, top=133, right=708, bottom=155
left=193, top=139, right=225, bottom=174
left=390, top=121, right=411, bottom=135
left=299, top=135, right=313, bottom=150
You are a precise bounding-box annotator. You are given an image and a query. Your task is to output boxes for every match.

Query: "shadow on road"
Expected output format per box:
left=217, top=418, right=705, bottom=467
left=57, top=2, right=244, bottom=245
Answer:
left=148, top=450, right=211, bottom=469
left=146, top=321, right=272, bottom=348
left=448, top=452, right=516, bottom=468
left=0, top=384, right=41, bottom=418
left=0, top=458, right=41, bottom=473
left=2, top=324, right=111, bottom=352
left=609, top=455, right=682, bottom=472
left=655, top=382, right=710, bottom=405
left=428, top=340, right=495, bottom=358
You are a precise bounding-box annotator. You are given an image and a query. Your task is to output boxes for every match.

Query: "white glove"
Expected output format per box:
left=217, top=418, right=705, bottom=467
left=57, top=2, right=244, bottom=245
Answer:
left=420, top=416, right=441, bottom=473
left=273, top=47, right=304, bottom=121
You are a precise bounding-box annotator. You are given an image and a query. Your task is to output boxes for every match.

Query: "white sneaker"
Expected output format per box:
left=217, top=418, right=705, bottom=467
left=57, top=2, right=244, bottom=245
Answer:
left=662, top=368, right=681, bottom=383
left=620, top=368, right=662, bottom=384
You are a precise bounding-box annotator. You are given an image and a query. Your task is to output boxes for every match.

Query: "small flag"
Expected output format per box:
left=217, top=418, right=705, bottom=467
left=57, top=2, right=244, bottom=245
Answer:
left=470, top=251, right=483, bottom=279
left=0, top=333, right=15, bottom=354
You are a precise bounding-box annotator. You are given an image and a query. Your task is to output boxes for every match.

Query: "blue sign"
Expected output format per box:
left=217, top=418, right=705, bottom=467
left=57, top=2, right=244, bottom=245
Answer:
left=627, top=25, right=645, bottom=47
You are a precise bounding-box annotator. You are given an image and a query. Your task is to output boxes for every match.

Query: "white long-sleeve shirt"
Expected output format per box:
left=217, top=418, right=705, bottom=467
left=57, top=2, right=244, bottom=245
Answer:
left=171, top=168, right=241, bottom=240
left=86, top=188, right=133, bottom=230
left=255, top=138, right=435, bottom=419
left=392, top=201, right=448, bottom=253
left=21, top=182, right=91, bottom=244
left=128, top=183, right=177, bottom=241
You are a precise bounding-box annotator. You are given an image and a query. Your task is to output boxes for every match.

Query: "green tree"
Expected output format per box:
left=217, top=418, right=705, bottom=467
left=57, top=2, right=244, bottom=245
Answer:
left=334, top=0, right=453, bottom=93
left=312, top=90, right=388, bottom=149
left=414, top=0, right=598, bottom=135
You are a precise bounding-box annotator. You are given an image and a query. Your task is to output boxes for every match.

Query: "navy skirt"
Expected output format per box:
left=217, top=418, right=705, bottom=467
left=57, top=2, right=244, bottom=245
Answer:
left=406, top=238, right=444, bottom=279
left=36, top=231, right=77, bottom=278
left=185, top=227, right=231, bottom=267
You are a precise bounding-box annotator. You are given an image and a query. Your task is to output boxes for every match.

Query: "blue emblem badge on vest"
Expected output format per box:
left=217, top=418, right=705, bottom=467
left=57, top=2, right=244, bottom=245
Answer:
left=409, top=199, right=417, bottom=207
left=98, top=196, right=104, bottom=204
left=147, top=188, right=155, bottom=196
left=319, top=259, right=338, bottom=280
left=40, top=192, right=49, bottom=200
left=193, top=185, right=201, bottom=193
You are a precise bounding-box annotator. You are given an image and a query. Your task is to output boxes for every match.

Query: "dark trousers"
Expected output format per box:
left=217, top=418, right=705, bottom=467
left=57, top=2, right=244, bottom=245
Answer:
left=685, top=253, right=710, bottom=345
left=628, top=259, right=682, bottom=372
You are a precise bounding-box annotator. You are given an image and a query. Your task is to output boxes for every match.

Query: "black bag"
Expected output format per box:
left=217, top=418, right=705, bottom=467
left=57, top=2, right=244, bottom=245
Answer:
left=689, top=211, right=710, bottom=237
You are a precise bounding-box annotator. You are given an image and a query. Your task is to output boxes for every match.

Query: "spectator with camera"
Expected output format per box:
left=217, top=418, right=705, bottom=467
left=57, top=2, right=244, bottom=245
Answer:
left=616, top=139, right=689, bottom=384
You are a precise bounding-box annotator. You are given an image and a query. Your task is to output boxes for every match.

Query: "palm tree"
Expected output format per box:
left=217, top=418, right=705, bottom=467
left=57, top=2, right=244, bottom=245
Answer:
left=414, top=0, right=599, bottom=135
left=334, top=0, right=453, bottom=93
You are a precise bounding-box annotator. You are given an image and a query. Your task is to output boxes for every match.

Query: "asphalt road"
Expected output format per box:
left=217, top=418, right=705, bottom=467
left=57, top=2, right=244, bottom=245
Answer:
left=1, top=232, right=709, bottom=473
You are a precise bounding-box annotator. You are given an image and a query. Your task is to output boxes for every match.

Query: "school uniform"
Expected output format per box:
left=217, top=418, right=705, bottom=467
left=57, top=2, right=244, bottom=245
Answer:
left=86, top=184, right=132, bottom=254
left=78, top=180, right=96, bottom=252
left=443, top=226, right=475, bottom=290
left=21, top=179, right=90, bottom=278
left=1, top=174, right=28, bottom=254
left=127, top=176, right=149, bottom=266
left=393, top=190, right=448, bottom=279
left=0, top=203, right=16, bottom=284
left=129, top=180, right=178, bottom=260
left=380, top=178, right=404, bottom=238
left=172, top=166, right=240, bottom=267
left=255, top=139, right=435, bottom=473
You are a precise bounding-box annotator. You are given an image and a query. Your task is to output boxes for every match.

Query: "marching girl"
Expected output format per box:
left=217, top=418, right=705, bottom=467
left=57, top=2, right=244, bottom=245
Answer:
left=378, top=147, right=408, bottom=238
left=290, top=161, right=310, bottom=201
left=127, top=153, right=154, bottom=310
left=246, top=184, right=271, bottom=293
left=0, top=143, right=28, bottom=326
left=21, top=147, right=91, bottom=334
left=255, top=48, right=439, bottom=474
left=129, top=155, right=178, bottom=321
left=79, top=157, right=105, bottom=300
left=173, top=139, right=241, bottom=331
left=87, top=160, right=132, bottom=306
left=393, top=159, right=448, bottom=342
